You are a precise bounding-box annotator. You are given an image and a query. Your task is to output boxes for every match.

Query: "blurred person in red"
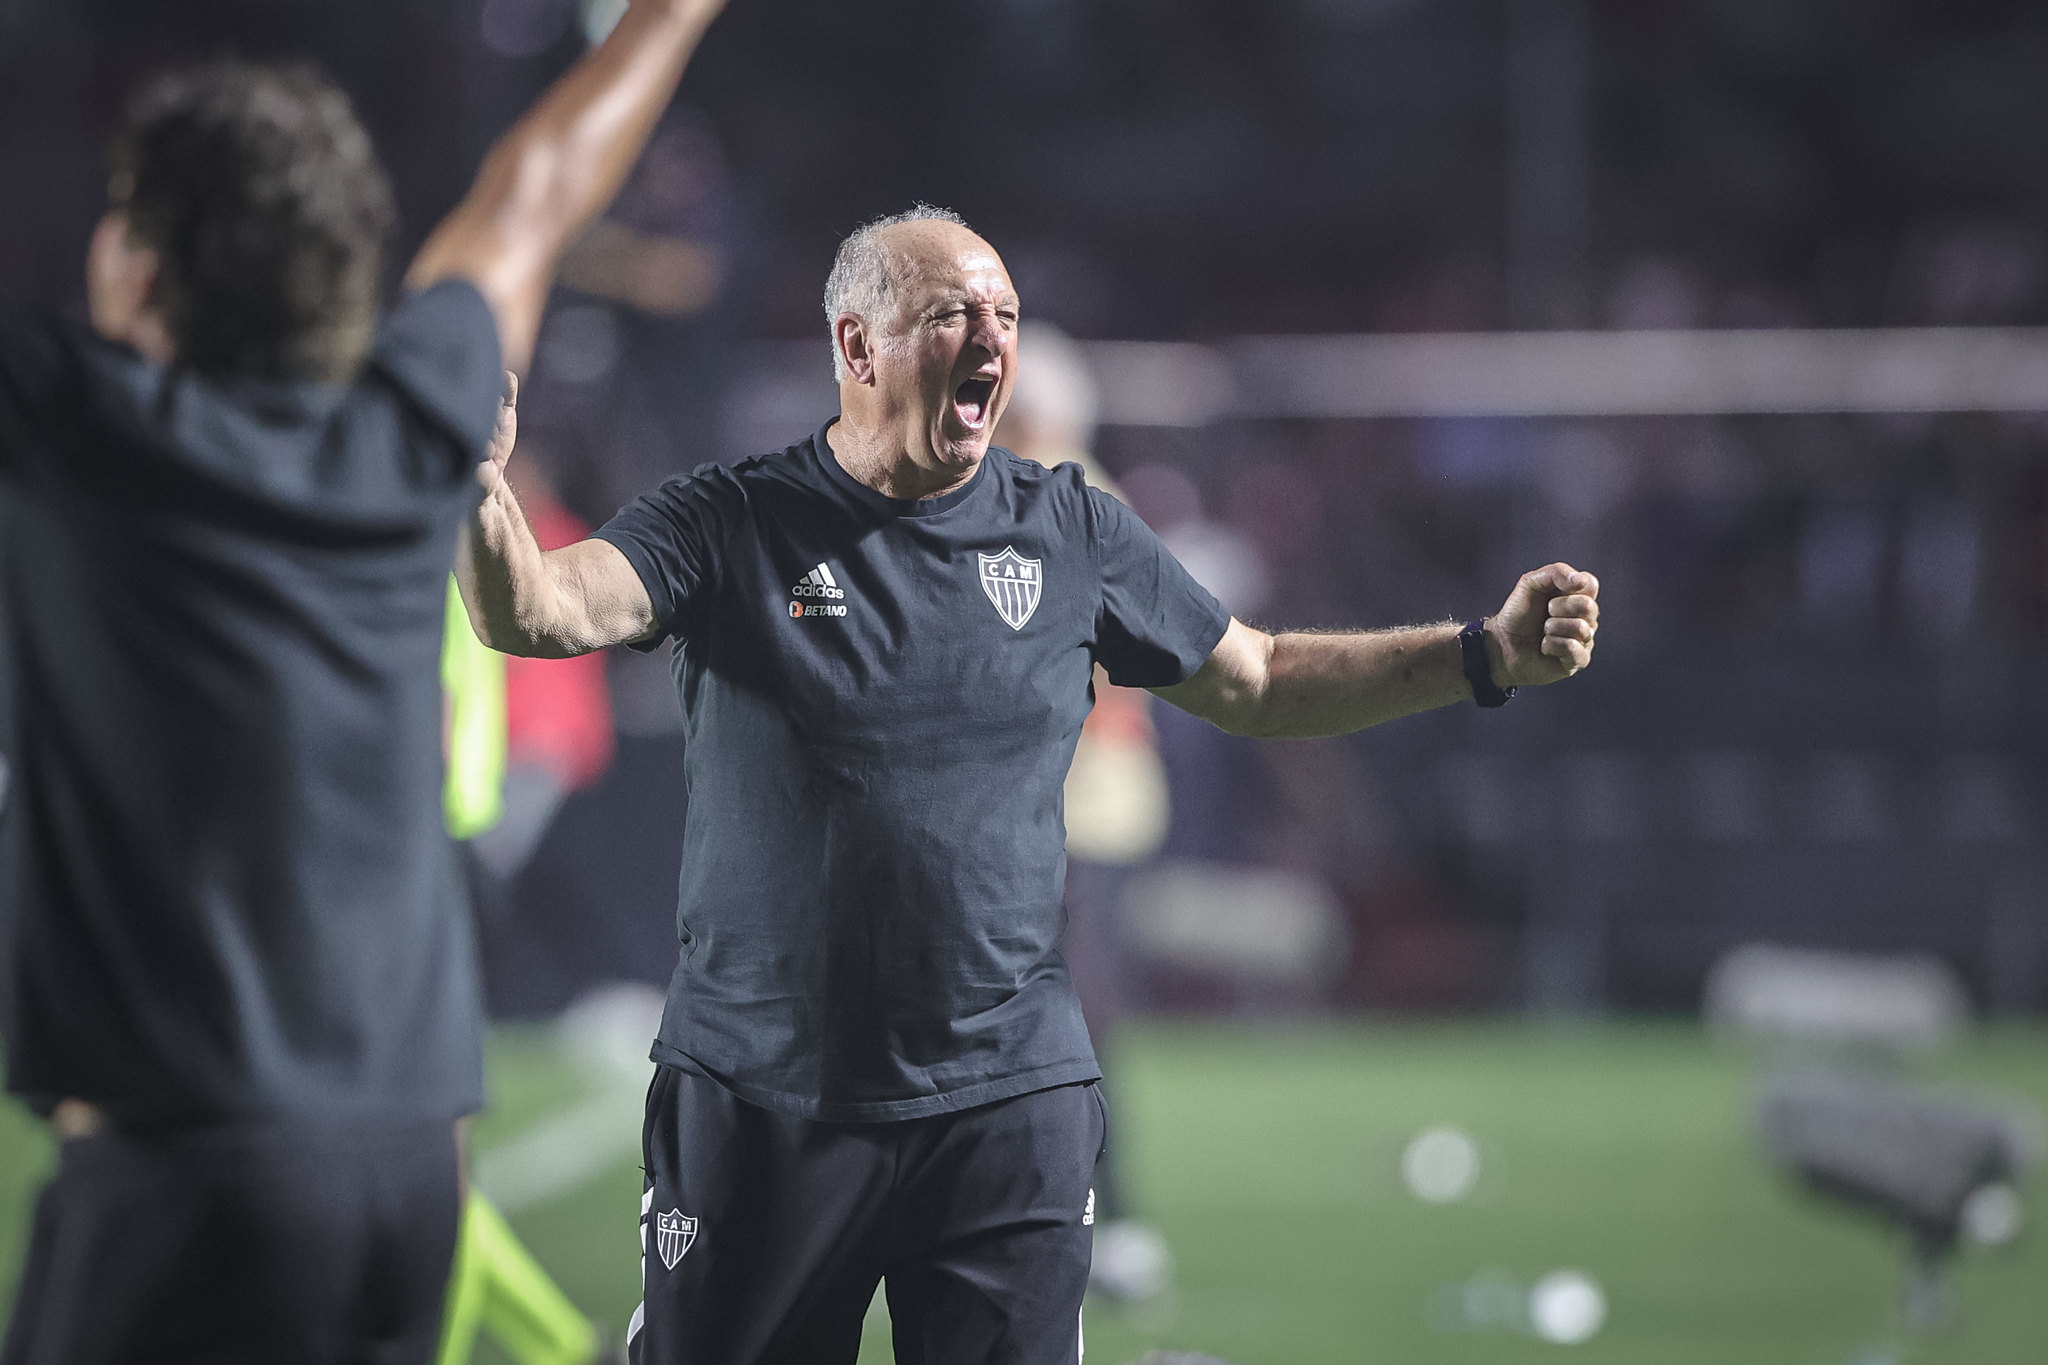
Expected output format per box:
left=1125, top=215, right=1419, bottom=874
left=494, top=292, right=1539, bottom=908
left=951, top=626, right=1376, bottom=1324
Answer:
left=0, top=1, right=729, bottom=1360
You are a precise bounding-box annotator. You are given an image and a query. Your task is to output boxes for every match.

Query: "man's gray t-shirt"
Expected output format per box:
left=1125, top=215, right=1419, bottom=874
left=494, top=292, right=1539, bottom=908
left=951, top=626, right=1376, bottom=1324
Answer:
left=0, top=283, right=501, bottom=1127
left=595, top=424, right=1230, bottom=1122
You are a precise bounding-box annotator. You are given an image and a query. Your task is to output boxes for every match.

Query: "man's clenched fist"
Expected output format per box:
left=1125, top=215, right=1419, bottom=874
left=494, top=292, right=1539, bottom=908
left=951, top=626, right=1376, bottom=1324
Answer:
left=1488, top=563, right=1600, bottom=688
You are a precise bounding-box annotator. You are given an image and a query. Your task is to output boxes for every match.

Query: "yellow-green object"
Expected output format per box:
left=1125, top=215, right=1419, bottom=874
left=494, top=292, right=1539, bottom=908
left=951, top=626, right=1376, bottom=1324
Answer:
left=438, top=1191, right=602, bottom=1365
left=441, top=576, right=507, bottom=839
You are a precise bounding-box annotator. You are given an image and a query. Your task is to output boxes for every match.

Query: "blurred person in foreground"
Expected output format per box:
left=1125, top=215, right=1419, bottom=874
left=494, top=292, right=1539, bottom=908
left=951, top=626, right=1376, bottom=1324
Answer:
left=459, top=204, right=1603, bottom=1364
left=992, top=321, right=1176, bottom=1303
left=0, top=0, right=728, bottom=1359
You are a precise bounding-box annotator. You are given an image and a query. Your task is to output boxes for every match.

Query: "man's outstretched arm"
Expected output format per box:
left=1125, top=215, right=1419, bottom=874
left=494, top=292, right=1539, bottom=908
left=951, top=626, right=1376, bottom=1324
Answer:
left=1155, top=564, right=1600, bottom=738
left=406, top=0, right=728, bottom=371
left=458, top=375, right=656, bottom=658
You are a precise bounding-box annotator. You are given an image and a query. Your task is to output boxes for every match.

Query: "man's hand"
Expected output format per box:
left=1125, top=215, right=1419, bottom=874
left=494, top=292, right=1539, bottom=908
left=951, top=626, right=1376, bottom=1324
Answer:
left=457, top=363, right=655, bottom=658
left=1487, top=563, right=1600, bottom=687
left=479, top=370, right=518, bottom=493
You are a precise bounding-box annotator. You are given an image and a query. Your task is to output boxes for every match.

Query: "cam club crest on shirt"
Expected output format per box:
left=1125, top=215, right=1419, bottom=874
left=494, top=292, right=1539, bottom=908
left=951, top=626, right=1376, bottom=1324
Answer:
left=656, top=1210, right=697, bottom=1270
left=977, top=547, right=1042, bottom=630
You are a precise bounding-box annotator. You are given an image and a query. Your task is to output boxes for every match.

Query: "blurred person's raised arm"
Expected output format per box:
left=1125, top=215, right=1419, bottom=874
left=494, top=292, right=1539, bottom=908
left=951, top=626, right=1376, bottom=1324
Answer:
left=1155, top=565, right=1600, bottom=738
left=405, top=0, right=728, bottom=371
left=458, top=375, right=657, bottom=658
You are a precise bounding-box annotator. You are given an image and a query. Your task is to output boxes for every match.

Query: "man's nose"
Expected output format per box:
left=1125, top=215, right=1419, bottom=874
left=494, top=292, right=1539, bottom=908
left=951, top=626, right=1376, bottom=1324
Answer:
left=966, top=308, right=1007, bottom=352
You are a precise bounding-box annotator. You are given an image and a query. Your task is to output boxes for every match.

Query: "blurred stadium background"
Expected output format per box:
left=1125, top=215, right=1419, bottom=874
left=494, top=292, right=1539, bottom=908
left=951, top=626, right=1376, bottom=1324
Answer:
left=9, top=0, right=2048, bottom=1360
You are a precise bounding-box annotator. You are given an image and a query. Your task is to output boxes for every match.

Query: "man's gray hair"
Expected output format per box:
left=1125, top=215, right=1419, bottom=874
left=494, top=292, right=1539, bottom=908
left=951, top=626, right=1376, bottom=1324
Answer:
left=823, top=203, right=971, bottom=381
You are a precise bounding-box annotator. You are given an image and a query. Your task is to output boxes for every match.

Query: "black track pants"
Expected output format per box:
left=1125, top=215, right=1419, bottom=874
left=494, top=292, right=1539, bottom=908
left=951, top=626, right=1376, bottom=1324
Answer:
left=2, top=1119, right=461, bottom=1365
left=630, top=1066, right=1104, bottom=1365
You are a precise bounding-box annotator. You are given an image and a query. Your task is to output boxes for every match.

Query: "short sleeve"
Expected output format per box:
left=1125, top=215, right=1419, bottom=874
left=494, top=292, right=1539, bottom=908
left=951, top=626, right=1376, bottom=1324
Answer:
left=0, top=326, right=22, bottom=485
left=1090, top=486, right=1231, bottom=688
left=370, top=281, right=504, bottom=458
left=0, top=313, right=69, bottom=486
left=593, top=465, right=745, bottom=650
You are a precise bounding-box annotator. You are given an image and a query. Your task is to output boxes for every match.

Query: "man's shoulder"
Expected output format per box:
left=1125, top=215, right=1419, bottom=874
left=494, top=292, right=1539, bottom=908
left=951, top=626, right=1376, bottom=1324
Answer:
left=610, top=444, right=815, bottom=545
left=0, top=310, right=161, bottom=491
left=0, top=308, right=93, bottom=413
left=366, top=281, right=504, bottom=458
left=989, top=447, right=1095, bottom=501
left=727, top=437, right=817, bottom=487
left=652, top=440, right=811, bottom=505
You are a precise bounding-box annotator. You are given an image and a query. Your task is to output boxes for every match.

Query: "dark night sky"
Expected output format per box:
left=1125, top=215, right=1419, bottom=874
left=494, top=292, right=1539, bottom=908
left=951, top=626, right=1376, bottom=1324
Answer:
left=5, top=0, right=2048, bottom=336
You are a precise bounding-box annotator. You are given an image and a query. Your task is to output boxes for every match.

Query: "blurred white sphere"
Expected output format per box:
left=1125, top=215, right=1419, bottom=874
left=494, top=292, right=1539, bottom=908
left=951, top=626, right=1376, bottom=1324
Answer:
left=1528, top=1270, right=1606, bottom=1344
left=1090, top=1219, right=1174, bottom=1302
left=1401, top=1126, right=1482, bottom=1204
left=1962, top=1183, right=2024, bottom=1247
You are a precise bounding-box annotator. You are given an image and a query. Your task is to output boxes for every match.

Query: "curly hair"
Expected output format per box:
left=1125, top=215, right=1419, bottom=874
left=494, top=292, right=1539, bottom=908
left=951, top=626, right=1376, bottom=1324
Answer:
left=111, top=62, right=394, bottom=383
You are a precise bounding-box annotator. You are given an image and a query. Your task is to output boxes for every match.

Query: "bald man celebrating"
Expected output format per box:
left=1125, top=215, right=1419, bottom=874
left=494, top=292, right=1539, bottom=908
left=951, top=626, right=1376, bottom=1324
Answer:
left=459, top=206, right=1601, bottom=1364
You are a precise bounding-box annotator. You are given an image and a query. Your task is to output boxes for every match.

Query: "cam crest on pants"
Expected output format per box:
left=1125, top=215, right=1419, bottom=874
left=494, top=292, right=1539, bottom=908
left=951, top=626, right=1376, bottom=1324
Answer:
left=657, top=1210, right=698, bottom=1269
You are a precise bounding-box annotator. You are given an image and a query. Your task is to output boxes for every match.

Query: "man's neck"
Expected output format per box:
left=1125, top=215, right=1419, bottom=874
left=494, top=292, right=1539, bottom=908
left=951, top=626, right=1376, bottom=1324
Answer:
left=826, top=418, right=975, bottom=502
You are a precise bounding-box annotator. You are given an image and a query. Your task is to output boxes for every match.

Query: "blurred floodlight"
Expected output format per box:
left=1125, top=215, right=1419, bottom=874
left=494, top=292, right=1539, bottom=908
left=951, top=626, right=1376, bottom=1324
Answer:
left=1527, top=1270, right=1607, bottom=1345
left=1960, top=1182, right=2024, bottom=1247
left=480, top=0, right=573, bottom=58
left=1121, top=861, right=1346, bottom=991
left=580, top=0, right=629, bottom=44
left=1705, top=944, right=1968, bottom=1051
left=1401, top=1126, right=1483, bottom=1204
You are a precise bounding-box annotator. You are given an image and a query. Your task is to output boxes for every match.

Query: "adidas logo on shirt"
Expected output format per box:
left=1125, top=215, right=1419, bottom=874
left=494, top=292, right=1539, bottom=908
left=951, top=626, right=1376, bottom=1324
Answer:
left=789, top=562, right=848, bottom=619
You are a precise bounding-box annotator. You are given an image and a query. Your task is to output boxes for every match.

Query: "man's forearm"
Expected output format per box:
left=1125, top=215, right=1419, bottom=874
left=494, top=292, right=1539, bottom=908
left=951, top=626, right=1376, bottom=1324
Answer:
left=1163, top=567, right=1597, bottom=738
left=1246, top=624, right=1478, bottom=738
left=458, top=479, right=568, bottom=658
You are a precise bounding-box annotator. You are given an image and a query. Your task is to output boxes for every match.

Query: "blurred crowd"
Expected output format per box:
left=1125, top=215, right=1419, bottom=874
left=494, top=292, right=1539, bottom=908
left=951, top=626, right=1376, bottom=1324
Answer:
left=5, top=0, right=2048, bottom=1019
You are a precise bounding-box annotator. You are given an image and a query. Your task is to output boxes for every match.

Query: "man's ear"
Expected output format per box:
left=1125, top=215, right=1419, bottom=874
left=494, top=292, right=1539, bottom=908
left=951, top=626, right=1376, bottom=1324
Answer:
left=835, top=314, right=876, bottom=386
left=86, top=213, right=175, bottom=363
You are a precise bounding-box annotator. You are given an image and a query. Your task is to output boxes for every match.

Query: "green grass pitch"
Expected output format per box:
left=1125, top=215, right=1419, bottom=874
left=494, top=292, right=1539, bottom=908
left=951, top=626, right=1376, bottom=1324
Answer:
left=4, top=1021, right=2047, bottom=1363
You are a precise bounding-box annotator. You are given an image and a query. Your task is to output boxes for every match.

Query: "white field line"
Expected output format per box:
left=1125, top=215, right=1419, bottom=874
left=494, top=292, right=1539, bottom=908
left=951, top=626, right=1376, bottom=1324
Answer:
left=472, top=1069, right=649, bottom=1213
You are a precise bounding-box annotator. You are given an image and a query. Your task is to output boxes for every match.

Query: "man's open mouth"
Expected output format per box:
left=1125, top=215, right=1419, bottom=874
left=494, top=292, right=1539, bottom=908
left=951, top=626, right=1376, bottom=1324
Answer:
left=952, top=375, right=997, bottom=431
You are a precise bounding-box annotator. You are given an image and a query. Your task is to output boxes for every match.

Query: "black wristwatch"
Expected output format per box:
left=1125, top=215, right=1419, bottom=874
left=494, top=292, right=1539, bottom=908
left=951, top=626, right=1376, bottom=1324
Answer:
left=1459, top=620, right=1516, bottom=708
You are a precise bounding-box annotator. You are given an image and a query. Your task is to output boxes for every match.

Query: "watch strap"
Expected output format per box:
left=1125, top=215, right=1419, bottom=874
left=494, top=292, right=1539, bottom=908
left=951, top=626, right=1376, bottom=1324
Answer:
left=1460, top=620, right=1517, bottom=708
